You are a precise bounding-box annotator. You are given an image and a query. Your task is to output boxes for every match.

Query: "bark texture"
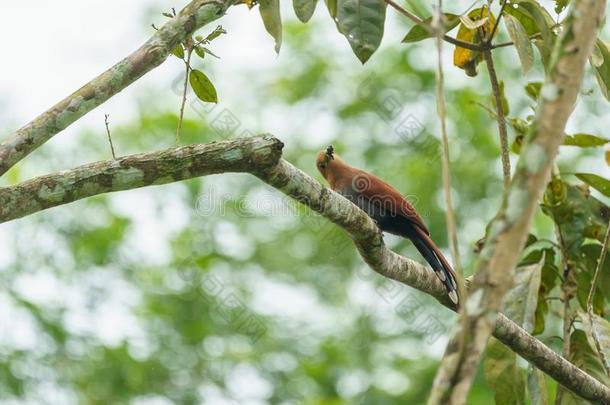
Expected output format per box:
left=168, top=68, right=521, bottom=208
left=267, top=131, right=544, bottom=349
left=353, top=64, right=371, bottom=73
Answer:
left=428, top=0, right=607, bottom=403
left=0, top=0, right=237, bottom=177
left=1, top=134, right=609, bottom=404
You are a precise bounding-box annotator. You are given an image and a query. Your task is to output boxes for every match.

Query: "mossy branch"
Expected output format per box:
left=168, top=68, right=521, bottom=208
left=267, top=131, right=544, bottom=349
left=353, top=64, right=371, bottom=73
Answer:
left=0, top=134, right=609, bottom=404
left=0, top=0, right=237, bottom=177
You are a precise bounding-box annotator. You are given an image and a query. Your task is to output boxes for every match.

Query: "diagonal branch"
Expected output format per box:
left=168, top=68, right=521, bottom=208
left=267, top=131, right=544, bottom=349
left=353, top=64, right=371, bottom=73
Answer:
left=428, top=0, right=606, bottom=403
left=0, top=135, right=283, bottom=223
left=0, top=0, right=237, bottom=177
left=0, top=134, right=609, bottom=404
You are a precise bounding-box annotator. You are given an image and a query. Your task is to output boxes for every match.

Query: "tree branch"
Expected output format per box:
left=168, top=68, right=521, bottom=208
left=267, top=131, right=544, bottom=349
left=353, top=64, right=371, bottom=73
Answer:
left=483, top=49, right=511, bottom=189
left=429, top=0, right=606, bottom=403
left=433, top=6, right=462, bottom=275
left=0, top=0, right=237, bottom=177
left=1, top=134, right=609, bottom=404
left=0, top=135, right=284, bottom=223
left=384, top=0, right=483, bottom=52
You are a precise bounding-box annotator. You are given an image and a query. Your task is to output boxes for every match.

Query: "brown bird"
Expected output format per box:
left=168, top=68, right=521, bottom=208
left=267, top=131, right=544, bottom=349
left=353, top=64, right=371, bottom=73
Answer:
left=316, top=146, right=458, bottom=305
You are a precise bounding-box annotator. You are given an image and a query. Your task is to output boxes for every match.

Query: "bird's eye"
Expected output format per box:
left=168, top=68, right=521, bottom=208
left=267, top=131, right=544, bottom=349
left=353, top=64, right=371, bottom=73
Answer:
left=318, top=162, right=326, bottom=169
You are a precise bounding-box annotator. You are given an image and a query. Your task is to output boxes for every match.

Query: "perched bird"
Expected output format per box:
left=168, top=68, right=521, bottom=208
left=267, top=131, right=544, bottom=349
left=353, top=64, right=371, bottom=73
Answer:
left=316, top=146, right=458, bottom=305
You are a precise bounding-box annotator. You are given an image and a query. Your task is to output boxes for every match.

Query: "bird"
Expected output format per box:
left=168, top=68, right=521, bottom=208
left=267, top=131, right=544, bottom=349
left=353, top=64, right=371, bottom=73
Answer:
left=315, top=145, right=459, bottom=305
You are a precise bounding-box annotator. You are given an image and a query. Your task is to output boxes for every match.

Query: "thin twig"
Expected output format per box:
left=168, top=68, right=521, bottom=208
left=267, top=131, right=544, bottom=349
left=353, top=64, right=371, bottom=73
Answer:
left=486, top=0, right=508, bottom=43
left=432, top=10, right=462, bottom=277
left=427, top=3, right=469, bottom=402
left=104, top=114, right=117, bottom=160
left=176, top=47, right=194, bottom=145
left=384, top=0, right=483, bottom=51
left=587, top=219, right=610, bottom=377
left=554, top=211, right=573, bottom=405
left=491, top=33, right=543, bottom=49
left=483, top=49, right=511, bottom=188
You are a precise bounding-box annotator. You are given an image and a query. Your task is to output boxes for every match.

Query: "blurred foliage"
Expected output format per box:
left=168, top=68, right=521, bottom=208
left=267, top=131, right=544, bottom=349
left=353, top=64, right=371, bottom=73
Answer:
left=1, top=0, right=610, bottom=404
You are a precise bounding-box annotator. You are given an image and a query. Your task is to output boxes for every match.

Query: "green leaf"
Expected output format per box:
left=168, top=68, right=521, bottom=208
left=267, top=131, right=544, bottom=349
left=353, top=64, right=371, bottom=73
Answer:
left=504, top=14, right=534, bottom=73
left=326, top=0, right=337, bottom=18
left=506, top=0, right=555, bottom=67
left=554, top=0, right=568, bottom=14
left=527, top=365, right=549, bottom=405
left=484, top=337, right=526, bottom=405
left=189, top=70, right=218, bottom=103
left=172, top=44, right=185, bottom=59
left=206, top=26, right=226, bottom=42
left=259, top=0, right=282, bottom=53
left=576, top=173, right=610, bottom=197
left=401, top=13, right=460, bottom=43
left=194, top=46, right=206, bottom=59
left=580, top=311, right=610, bottom=373
left=515, top=0, right=554, bottom=47
left=525, top=81, right=542, bottom=100
left=505, top=258, right=544, bottom=332
left=592, top=39, right=610, bottom=102
left=569, top=329, right=610, bottom=387
left=563, top=133, right=609, bottom=147
left=336, top=0, right=387, bottom=64
left=202, top=47, right=220, bottom=59
left=485, top=259, right=542, bottom=404
left=293, top=0, right=318, bottom=22
left=504, top=3, right=538, bottom=35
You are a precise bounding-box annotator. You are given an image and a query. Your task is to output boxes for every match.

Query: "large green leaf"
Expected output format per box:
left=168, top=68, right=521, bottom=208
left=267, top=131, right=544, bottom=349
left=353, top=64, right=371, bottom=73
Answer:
left=189, top=69, right=218, bottom=103
left=336, top=0, right=387, bottom=63
left=515, top=0, right=554, bottom=46
left=527, top=366, right=549, bottom=405
left=580, top=311, right=610, bottom=374
left=504, top=14, right=534, bottom=73
left=506, top=0, right=555, bottom=67
left=563, top=133, right=609, bottom=147
left=576, top=173, right=610, bottom=197
left=484, top=259, right=542, bottom=404
left=504, top=258, right=544, bottom=332
left=401, top=13, right=460, bottom=43
left=592, top=39, right=610, bottom=101
left=543, top=179, right=610, bottom=259
left=484, top=338, right=526, bottom=405
left=259, top=0, right=282, bottom=53
left=293, top=0, right=319, bottom=23
left=558, top=329, right=610, bottom=404
left=326, top=0, right=337, bottom=18
left=561, top=329, right=610, bottom=405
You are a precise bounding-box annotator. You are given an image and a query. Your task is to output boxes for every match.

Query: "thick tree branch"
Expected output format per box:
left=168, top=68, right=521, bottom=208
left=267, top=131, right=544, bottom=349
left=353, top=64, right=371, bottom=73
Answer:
left=0, top=135, right=283, bottom=223
left=1, top=134, right=609, bottom=404
left=0, top=0, right=237, bottom=177
left=429, top=0, right=606, bottom=403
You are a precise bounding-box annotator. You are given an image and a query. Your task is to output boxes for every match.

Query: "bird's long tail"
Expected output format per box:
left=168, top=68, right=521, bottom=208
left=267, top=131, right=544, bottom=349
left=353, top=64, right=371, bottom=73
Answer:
left=411, top=228, right=459, bottom=305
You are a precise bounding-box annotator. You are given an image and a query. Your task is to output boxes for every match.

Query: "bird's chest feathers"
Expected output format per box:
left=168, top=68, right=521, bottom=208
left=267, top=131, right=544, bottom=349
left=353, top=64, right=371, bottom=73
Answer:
left=333, top=181, right=386, bottom=222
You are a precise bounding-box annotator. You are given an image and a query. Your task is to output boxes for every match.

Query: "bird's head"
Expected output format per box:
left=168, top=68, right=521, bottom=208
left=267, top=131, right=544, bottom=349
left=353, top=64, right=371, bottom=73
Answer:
left=316, top=145, right=340, bottom=179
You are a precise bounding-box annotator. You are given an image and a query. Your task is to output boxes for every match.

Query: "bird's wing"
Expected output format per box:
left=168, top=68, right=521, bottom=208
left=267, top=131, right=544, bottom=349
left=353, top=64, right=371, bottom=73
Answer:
left=355, top=170, right=430, bottom=235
